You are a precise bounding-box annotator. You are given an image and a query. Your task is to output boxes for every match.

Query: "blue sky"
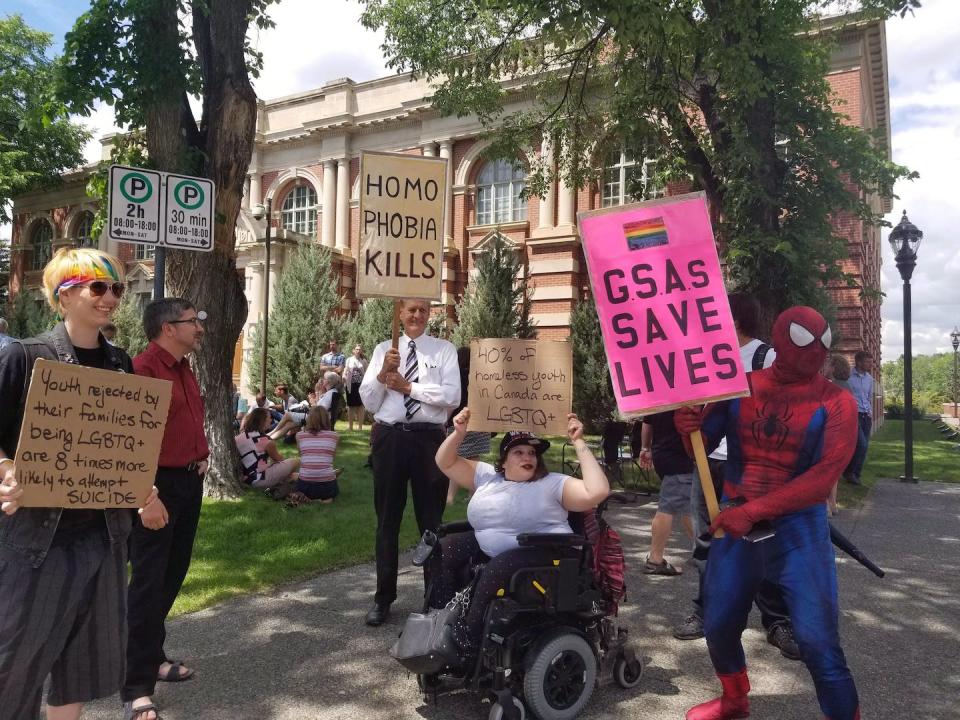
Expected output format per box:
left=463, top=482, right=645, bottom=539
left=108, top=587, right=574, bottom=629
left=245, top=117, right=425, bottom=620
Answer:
left=5, top=0, right=959, bottom=361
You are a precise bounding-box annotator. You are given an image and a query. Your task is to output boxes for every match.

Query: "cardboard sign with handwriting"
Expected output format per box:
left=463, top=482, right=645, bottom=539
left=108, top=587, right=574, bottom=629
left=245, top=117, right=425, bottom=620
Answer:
left=14, top=359, right=172, bottom=509
left=467, top=338, right=572, bottom=436
left=357, top=151, right=447, bottom=301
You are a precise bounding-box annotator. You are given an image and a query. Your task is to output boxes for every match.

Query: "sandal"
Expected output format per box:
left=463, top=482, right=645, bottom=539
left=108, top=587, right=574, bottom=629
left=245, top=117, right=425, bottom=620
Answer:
left=123, top=701, right=161, bottom=720
left=157, top=661, right=193, bottom=682
left=643, top=558, right=682, bottom=576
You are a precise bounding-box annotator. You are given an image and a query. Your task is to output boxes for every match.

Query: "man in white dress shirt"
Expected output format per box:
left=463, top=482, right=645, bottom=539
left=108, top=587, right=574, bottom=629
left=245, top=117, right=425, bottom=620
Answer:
left=359, top=299, right=460, bottom=626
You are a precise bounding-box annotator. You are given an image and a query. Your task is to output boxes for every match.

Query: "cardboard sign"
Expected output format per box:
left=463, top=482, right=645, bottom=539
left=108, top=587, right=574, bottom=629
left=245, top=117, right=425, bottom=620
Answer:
left=14, top=359, right=172, bottom=509
left=357, top=151, right=446, bottom=301
left=467, top=338, right=573, bottom=436
left=578, top=192, right=749, bottom=417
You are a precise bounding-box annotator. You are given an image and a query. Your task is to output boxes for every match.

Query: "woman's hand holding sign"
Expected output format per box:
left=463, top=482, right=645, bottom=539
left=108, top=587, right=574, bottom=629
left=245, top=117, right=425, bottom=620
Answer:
left=0, top=458, right=23, bottom=516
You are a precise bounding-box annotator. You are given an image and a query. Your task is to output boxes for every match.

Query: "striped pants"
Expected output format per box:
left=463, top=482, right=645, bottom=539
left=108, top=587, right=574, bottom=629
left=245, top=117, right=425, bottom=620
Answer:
left=0, top=530, right=127, bottom=720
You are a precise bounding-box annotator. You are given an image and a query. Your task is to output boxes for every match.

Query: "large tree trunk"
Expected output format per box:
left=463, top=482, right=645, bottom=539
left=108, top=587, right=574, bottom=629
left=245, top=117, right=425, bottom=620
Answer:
left=167, top=0, right=257, bottom=498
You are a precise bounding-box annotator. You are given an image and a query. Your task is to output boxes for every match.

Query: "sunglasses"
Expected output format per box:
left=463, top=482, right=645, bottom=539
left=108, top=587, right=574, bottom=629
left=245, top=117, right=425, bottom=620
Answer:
left=83, top=281, right=126, bottom=298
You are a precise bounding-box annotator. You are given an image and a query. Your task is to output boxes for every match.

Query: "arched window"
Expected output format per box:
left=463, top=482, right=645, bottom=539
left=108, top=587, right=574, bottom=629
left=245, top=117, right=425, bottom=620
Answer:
left=75, top=211, right=97, bottom=248
left=30, top=221, right=53, bottom=271
left=281, top=185, right=318, bottom=236
left=476, top=160, right=527, bottom=225
left=601, top=150, right=663, bottom=207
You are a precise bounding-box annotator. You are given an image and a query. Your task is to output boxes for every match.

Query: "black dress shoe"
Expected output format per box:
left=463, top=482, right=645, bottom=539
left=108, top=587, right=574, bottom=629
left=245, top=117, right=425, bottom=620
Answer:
left=365, top=603, right=390, bottom=626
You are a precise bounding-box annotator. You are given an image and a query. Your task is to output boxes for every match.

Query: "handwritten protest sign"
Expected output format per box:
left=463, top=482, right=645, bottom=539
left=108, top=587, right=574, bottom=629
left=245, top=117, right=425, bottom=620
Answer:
left=14, top=359, right=172, bottom=509
left=578, top=192, right=749, bottom=417
left=467, top=338, right=573, bottom=436
left=357, top=151, right=447, bottom=301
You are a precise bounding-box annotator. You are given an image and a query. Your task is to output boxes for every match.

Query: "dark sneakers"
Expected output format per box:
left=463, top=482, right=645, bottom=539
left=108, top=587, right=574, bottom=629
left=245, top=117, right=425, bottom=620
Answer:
left=673, top=614, right=705, bottom=640
left=767, top=623, right=801, bottom=660
left=365, top=602, right=391, bottom=626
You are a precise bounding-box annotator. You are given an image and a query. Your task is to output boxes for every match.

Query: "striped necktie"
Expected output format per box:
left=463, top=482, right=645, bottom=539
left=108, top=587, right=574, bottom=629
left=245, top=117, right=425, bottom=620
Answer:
left=403, top=339, right=421, bottom=420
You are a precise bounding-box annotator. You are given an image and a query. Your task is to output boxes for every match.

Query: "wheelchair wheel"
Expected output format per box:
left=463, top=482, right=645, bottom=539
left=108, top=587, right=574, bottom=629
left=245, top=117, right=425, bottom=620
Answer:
left=488, top=697, right=526, bottom=720
left=613, top=654, right=644, bottom=689
left=522, top=631, right=596, bottom=720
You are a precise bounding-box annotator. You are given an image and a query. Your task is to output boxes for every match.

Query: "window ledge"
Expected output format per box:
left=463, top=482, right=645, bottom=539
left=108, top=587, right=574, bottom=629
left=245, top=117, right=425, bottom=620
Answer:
left=466, top=220, right=529, bottom=233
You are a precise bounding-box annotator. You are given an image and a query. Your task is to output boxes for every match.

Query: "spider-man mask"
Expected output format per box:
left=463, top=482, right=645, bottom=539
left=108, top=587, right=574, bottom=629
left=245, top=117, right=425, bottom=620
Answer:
left=770, top=306, right=832, bottom=383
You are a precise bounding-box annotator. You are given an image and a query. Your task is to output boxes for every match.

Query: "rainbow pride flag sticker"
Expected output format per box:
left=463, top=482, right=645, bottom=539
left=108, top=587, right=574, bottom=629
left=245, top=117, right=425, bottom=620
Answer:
left=623, top=217, right=669, bottom=250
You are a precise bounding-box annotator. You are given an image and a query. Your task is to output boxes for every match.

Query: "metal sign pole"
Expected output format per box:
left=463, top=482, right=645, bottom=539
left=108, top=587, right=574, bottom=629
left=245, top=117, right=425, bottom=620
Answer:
left=153, top=246, right=165, bottom=300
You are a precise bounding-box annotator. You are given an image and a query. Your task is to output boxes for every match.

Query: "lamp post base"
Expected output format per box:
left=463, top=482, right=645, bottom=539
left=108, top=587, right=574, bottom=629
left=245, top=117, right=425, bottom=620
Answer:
left=899, top=475, right=919, bottom=483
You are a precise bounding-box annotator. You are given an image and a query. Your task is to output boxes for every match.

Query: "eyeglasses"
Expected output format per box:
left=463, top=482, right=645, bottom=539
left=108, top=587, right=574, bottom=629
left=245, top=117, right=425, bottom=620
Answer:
left=167, top=310, right=208, bottom=327
left=82, top=281, right=126, bottom=299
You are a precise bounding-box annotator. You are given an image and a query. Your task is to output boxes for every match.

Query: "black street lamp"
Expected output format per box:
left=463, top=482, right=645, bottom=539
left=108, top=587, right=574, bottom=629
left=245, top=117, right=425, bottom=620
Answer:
left=888, top=210, right=922, bottom=483
left=251, top=199, right=273, bottom=396
left=951, top=326, right=960, bottom=420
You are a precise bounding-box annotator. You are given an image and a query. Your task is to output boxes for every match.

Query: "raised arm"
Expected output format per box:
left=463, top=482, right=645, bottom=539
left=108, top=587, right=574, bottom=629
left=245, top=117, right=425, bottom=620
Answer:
left=435, top=408, right=479, bottom=492
left=561, top=414, right=610, bottom=512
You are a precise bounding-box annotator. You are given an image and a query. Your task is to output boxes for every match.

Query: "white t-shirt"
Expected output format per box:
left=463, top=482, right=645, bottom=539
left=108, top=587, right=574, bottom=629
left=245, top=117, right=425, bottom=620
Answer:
left=709, top=339, right=777, bottom=461
left=467, top=461, right=572, bottom=558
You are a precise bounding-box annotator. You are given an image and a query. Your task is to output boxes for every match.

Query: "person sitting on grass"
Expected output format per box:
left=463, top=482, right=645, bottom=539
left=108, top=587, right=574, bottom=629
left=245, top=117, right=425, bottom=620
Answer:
left=289, top=406, right=342, bottom=506
left=235, top=408, right=300, bottom=489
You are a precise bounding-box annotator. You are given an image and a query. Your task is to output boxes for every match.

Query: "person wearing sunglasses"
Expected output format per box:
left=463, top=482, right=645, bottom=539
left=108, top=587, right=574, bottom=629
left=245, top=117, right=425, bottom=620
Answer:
left=0, top=247, right=164, bottom=720
left=121, top=297, right=210, bottom=720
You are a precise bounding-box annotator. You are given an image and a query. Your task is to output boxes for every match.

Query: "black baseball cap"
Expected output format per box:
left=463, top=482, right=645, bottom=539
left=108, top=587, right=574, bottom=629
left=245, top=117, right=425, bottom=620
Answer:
left=499, top=431, right=550, bottom=460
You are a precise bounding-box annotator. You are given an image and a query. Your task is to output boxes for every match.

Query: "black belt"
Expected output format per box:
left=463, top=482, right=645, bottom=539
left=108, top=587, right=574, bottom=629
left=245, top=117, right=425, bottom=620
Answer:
left=858, top=412, right=871, bottom=416
left=378, top=421, right=444, bottom=432
left=159, top=462, right=201, bottom=472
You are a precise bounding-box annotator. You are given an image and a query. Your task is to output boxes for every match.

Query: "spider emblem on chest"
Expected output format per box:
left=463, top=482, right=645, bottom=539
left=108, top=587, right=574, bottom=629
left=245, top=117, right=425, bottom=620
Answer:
left=752, top=401, right=793, bottom=449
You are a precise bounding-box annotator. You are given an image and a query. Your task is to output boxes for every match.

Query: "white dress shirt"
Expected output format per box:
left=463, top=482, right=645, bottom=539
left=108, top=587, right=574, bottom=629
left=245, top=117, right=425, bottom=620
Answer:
left=359, top=332, right=461, bottom=425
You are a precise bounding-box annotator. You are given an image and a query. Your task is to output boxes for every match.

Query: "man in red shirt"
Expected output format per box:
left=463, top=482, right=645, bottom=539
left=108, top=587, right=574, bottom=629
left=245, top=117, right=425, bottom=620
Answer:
left=122, top=298, right=209, bottom=720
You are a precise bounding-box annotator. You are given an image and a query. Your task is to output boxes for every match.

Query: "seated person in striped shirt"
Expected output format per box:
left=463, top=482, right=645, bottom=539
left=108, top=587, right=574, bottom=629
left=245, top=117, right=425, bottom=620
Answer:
left=235, top=408, right=300, bottom=488
left=292, top=406, right=341, bottom=504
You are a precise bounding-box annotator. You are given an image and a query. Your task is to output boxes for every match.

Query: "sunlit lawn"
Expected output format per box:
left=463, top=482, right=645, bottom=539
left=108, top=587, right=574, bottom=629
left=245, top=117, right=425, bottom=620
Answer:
left=837, top=417, right=960, bottom=508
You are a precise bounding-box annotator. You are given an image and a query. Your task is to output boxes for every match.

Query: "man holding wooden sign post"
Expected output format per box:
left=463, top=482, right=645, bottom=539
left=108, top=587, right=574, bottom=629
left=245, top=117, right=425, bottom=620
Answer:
left=582, top=197, right=862, bottom=720
left=0, top=248, right=167, bottom=720
left=357, top=151, right=460, bottom=628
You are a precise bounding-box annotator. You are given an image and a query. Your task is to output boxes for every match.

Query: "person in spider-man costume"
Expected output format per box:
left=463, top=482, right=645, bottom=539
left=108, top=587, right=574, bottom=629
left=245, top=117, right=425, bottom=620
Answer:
left=674, top=306, right=860, bottom=720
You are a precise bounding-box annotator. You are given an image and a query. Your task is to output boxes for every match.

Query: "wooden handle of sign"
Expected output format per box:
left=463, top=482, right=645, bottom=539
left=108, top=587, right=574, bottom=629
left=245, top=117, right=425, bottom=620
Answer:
left=391, top=301, right=400, bottom=349
left=691, top=430, right=724, bottom=539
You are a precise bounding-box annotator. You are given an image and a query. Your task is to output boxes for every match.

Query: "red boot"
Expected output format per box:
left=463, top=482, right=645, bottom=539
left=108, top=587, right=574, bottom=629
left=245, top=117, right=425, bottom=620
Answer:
left=686, top=668, right=751, bottom=720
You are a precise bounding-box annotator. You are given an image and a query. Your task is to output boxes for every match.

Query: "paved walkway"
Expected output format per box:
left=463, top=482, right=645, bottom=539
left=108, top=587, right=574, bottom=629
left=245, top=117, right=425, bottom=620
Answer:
left=80, top=480, right=958, bottom=720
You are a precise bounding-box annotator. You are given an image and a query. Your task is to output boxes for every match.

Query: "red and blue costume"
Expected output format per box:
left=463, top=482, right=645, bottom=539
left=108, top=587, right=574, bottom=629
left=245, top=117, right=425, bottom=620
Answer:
left=676, top=307, right=860, bottom=720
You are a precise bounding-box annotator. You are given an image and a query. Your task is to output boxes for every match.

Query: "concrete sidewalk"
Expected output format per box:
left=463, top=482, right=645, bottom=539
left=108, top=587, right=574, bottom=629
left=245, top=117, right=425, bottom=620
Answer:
left=80, top=480, right=958, bottom=720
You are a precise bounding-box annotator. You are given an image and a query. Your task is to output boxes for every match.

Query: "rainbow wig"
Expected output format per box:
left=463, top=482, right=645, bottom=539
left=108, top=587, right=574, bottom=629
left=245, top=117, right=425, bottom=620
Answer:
left=42, top=247, right=125, bottom=312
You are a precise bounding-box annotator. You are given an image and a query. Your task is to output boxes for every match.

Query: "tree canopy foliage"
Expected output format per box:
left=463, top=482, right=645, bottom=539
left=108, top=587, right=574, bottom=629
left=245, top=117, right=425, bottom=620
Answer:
left=883, top=352, right=959, bottom=413
left=361, top=0, right=918, bottom=317
left=0, top=14, right=88, bottom=224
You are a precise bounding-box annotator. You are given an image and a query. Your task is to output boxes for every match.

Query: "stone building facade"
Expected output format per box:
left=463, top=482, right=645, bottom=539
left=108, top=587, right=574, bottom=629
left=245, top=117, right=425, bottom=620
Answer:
left=7, top=17, right=890, bottom=414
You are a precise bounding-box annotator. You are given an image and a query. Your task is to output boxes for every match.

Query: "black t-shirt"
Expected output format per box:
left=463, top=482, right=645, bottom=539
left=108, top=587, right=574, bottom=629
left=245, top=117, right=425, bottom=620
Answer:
left=0, top=339, right=109, bottom=542
left=642, top=410, right=693, bottom=477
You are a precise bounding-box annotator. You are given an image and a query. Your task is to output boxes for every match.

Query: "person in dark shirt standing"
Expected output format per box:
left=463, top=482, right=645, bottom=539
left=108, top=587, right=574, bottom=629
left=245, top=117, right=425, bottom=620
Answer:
left=0, top=248, right=164, bottom=720
left=122, top=298, right=209, bottom=720
left=638, top=410, right=694, bottom=575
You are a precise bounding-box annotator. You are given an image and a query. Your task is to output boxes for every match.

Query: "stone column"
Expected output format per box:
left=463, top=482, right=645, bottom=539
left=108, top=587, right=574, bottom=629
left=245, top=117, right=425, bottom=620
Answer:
left=248, top=171, right=261, bottom=209
left=557, top=139, right=576, bottom=228
left=538, top=134, right=556, bottom=229
left=423, top=142, right=436, bottom=157
left=335, top=157, right=351, bottom=252
left=321, top=160, right=337, bottom=247
left=439, top=140, right=454, bottom=247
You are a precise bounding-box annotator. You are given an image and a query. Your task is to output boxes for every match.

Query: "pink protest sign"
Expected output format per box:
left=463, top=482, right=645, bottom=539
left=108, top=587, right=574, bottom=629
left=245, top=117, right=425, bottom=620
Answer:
left=578, top=192, right=749, bottom=417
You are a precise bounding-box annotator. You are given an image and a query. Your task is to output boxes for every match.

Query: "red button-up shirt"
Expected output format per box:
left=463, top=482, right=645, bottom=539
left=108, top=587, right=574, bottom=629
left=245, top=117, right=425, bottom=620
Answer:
left=134, top=341, right=209, bottom=467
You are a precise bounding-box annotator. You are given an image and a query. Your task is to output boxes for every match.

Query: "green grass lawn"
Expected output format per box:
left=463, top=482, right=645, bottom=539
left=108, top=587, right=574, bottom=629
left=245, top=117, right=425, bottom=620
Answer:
left=837, top=417, right=960, bottom=507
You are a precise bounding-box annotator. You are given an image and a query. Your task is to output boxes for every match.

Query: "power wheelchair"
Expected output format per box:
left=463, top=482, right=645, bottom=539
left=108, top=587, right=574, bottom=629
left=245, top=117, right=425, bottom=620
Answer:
left=395, top=500, right=644, bottom=720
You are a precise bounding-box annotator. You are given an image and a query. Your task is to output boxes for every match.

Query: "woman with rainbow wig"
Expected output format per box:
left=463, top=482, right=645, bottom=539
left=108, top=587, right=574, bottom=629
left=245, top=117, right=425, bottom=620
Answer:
left=0, top=247, right=164, bottom=720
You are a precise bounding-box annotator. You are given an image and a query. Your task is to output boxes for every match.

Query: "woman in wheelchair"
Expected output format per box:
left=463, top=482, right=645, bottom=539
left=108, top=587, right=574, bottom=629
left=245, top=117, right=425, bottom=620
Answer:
left=432, top=409, right=610, bottom=660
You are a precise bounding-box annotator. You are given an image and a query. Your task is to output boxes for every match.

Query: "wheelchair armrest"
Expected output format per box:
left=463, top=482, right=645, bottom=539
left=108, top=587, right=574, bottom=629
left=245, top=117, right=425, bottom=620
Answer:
left=516, top=533, right=585, bottom=548
left=437, top=520, right=473, bottom=537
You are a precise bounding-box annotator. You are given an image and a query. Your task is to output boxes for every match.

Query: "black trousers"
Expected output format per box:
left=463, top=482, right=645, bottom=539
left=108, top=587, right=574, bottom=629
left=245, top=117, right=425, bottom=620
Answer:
left=692, top=459, right=791, bottom=631
left=122, top=467, right=203, bottom=701
left=371, top=423, right=448, bottom=606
